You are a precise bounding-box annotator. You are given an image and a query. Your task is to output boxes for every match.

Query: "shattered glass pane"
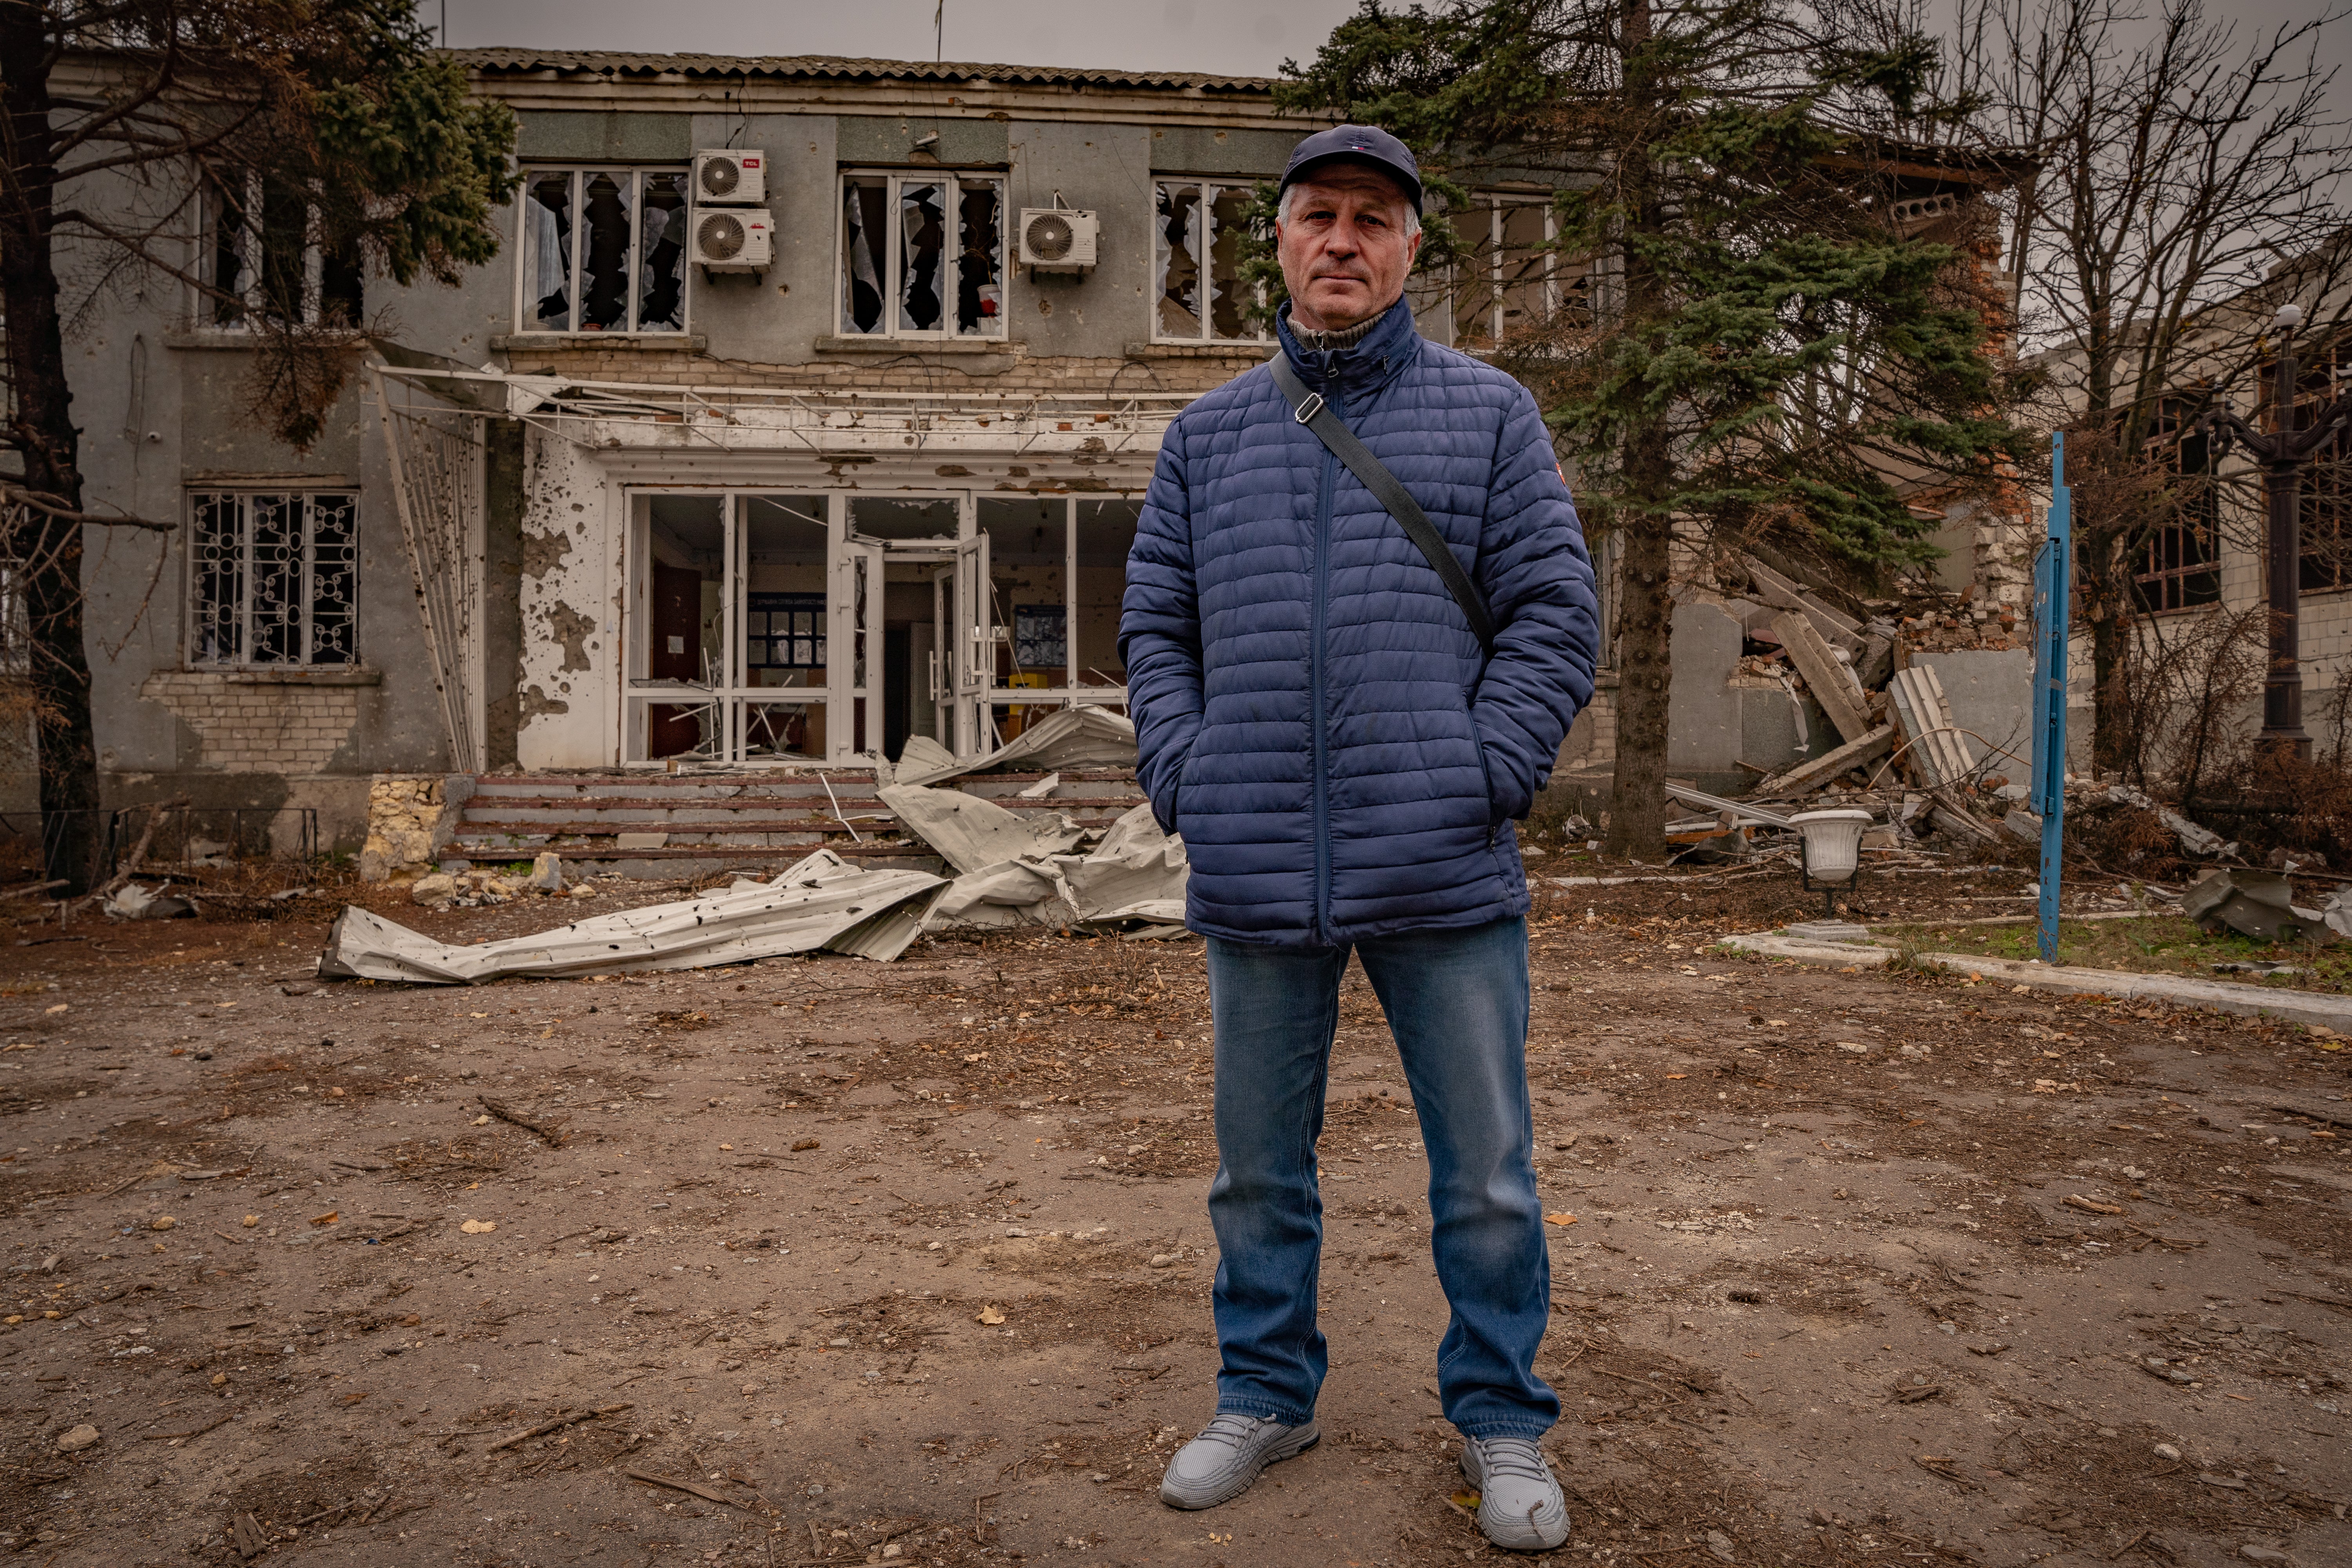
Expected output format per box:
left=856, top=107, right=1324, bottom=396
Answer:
left=1155, top=181, right=1202, bottom=338
left=638, top=172, right=688, bottom=330
left=899, top=181, right=949, bottom=332
left=258, top=176, right=309, bottom=325
left=840, top=179, right=886, bottom=333
left=1455, top=203, right=1499, bottom=347
left=526, top=172, right=573, bottom=330
left=191, top=494, right=243, bottom=664
left=955, top=180, right=1003, bottom=335
left=1498, top=201, right=1549, bottom=339
left=308, top=494, right=357, bottom=664
left=1209, top=185, right=1255, bottom=340
left=206, top=174, right=248, bottom=326
left=249, top=494, right=302, bottom=664
left=319, top=230, right=364, bottom=329
left=578, top=171, right=632, bottom=330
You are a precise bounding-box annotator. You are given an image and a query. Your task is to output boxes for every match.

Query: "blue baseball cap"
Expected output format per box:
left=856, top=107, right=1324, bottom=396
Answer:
left=1279, top=124, right=1423, bottom=212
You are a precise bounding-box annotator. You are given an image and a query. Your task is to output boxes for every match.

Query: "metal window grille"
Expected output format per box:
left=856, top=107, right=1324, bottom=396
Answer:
left=187, top=491, right=358, bottom=667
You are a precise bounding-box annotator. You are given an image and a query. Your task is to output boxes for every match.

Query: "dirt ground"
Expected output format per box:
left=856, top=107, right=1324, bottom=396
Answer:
left=2, top=862, right=2349, bottom=1568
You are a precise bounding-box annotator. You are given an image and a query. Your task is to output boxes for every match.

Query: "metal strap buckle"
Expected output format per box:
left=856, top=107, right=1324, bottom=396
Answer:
left=1292, top=392, right=1325, bottom=426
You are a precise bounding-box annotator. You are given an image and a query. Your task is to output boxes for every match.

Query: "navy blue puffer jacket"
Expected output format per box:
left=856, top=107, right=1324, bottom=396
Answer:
left=1120, top=298, right=1600, bottom=948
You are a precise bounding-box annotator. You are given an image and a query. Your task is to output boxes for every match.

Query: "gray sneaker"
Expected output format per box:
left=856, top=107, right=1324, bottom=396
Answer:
left=1459, top=1435, right=1570, bottom=1551
left=1158, top=1412, right=1321, bottom=1509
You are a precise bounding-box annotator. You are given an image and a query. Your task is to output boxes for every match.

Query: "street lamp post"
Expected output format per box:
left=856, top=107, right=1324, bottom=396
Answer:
left=2203, top=304, right=2352, bottom=764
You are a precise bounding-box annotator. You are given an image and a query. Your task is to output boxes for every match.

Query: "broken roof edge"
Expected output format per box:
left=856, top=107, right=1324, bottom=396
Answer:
left=451, top=47, right=1283, bottom=95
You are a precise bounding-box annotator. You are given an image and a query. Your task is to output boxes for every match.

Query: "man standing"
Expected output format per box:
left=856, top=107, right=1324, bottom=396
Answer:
left=1120, top=126, right=1600, bottom=1552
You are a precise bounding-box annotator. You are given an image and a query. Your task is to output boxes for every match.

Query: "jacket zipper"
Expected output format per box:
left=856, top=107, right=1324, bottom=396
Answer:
left=1310, top=362, right=1342, bottom=943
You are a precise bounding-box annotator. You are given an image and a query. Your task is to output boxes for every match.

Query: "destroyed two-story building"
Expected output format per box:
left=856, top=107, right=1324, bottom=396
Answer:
left=34, top=47, right=2028, bottom=876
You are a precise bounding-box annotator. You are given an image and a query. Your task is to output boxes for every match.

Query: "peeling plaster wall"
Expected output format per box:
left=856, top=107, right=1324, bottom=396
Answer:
left=515, top=431, right=620, bottom=769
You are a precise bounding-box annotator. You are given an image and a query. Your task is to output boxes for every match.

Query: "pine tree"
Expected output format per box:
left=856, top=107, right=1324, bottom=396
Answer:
left=1274, top=0, right=2032, bottom=853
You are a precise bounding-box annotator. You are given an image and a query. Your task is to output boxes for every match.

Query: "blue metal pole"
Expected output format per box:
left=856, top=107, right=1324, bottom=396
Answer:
left=2032, top=434, right=2073, bottom=964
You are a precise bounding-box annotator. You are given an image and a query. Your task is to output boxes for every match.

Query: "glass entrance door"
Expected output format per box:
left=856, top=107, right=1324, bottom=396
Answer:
left=622, top=490, right=995, bottom=766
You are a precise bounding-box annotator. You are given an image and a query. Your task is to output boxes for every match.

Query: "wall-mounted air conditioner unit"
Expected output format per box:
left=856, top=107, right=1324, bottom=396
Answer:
left=693, top=210, right=771, bottom=272
left=1018, top=207, right=1098, bottom=272
left=695, top=149, right=765, bottom=205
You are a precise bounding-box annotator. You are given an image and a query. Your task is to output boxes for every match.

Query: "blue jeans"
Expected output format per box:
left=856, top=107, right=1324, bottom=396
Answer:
left=1203, top=915, right=1558, bottom=1440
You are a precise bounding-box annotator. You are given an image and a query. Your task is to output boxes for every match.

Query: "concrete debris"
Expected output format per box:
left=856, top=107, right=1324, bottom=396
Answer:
left=316, top=850, right=946, bottom=983
left=1665, top=783, right=1791, bottom=829
left=1693, top=556, right=2256, bottom=882
left=2101, top=785, right=2232, bottom=860
left=1755, top=724, right=1895, bottom=797
left=897, top=706, right=1138, bottom=787
left=409, top=867, right=576, bottom=910
left=1887, top=666, right=1976, bottom=787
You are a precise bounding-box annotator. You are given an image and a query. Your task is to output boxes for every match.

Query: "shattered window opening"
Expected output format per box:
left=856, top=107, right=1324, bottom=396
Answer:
left=838, top=172, right=1004, bottom=338
left=200, top=171, right=364, bottom=330
left=1450, top=193, right=1590, bottom=350
left=1152, top=180, right=1266, bottom=344
left=518, top=167, right=690, bottom=334
left=187, top=491, right=358, bottom=668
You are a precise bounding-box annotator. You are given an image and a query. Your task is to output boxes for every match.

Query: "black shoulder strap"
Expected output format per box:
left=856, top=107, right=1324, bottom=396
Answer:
left=1265, top=351, right=1498, bottom=655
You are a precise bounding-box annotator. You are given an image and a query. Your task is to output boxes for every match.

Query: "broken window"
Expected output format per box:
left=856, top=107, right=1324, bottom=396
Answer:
left=519, top=167, right=692, bottom=334
left=838, top=172, right=1004, bottom=337
left=747, top=592, right=827, bottom=671
left=1450, top=193, right=1590, bottom=350
left=1152, top=180, right=1264, bottom=343
left=2134, top=398, right=2222, bottom=613
left=200, top=171, right=364, bottom=329
left=188, top=491, right=357, bottom=667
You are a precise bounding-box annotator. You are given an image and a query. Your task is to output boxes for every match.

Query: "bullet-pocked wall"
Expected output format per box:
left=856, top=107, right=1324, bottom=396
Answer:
left=51, top=53, right=1338, bottom=835
left=49, top=141, right=521, bottom=849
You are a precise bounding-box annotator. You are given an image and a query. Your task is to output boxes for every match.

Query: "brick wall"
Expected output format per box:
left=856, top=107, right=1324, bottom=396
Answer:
left=139, top=672, right=362, bottom=773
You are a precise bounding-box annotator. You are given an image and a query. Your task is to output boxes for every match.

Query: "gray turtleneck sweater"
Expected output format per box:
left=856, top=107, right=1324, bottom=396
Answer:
left=1288, top=313, right=1384, bottom=352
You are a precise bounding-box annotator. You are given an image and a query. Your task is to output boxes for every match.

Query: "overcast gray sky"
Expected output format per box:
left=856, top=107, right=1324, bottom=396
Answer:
left=429, top=1, right=2344, bottom=92
left=432, top=0, right=1368, bottom=78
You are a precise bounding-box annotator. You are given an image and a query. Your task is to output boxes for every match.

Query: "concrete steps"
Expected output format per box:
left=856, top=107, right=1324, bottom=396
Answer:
left=445, top=768, right=1145, bottom=880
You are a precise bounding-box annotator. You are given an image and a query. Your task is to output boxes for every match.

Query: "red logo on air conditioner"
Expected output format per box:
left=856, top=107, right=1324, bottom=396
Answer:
left=742, top=157, right=760, bottom=169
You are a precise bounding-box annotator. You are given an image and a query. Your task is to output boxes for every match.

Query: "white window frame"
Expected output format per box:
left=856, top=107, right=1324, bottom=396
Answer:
left=1457, top=192, right=1561, bottom=349
left=185, top=490, right=361, bottom=670
left=512, top=165, right=693, bottom=337
left=1149, top=178, right=1270, bottom=345
left=198, top=171, right=358, bottom=331
left=835, top=170, right=1009, bottom=340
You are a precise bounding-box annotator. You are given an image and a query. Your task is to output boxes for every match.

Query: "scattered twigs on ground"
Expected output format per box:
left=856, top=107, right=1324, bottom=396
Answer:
left=478, top=1096, right=566, bottom=1146
left=622, top=1467, right=756, bottom=1510
left=487, top=1402, right=632, bottom=1452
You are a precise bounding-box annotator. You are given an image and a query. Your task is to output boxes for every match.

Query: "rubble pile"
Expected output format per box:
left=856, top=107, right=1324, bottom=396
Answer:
left=1670, top=557, right=2223, bottom=873
left=409, top=852, right=585, bottom=909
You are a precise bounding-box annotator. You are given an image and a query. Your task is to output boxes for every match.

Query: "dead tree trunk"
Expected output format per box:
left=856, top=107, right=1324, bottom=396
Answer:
left=0, top=12, right=102, bottom=893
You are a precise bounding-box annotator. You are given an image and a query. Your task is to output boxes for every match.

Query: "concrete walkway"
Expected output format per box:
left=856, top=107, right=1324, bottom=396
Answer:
left=1720, top=929, right=2352, bottom=1030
